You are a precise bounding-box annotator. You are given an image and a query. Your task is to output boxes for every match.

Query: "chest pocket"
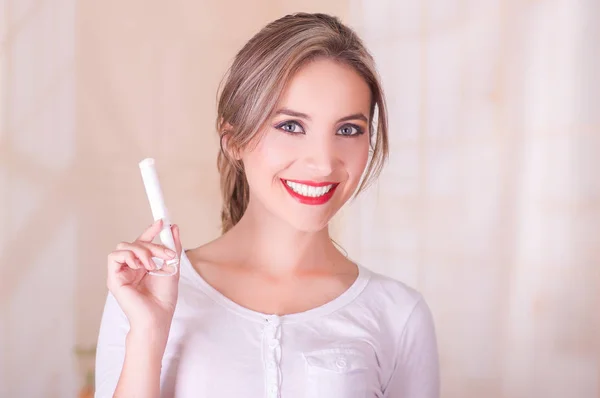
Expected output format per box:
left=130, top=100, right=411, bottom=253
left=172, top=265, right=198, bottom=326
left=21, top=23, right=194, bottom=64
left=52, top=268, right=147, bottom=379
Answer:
left=303, top=347, right=373, bottom=398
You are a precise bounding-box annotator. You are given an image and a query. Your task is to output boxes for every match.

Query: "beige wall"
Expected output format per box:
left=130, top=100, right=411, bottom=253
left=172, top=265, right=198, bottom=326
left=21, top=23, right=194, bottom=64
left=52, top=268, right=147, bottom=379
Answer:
left=1, top=0, right=598, bottom=397
left=341, top=1, right=599, bottom=397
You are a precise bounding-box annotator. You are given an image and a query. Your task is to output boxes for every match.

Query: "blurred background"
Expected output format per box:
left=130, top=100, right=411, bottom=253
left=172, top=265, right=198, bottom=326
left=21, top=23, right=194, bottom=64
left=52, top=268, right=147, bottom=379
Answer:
left=1, top=0, right=598, bottom=397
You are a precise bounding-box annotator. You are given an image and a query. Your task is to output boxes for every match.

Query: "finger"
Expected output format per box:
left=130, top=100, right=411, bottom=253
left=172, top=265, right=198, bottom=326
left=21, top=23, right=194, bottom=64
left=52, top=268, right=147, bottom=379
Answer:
left=133, top=240, right=177, bottom=260
left=115, top=242, right=158, bottom=271
left=136, top=218, right=164, bottom=242
left=107, top=251, right=146, bottom=292
left=171, top=224, right=182, bottom=256
left=107, top=250, right=144, bottom=274
left=116, top=240, right=177, bottom=270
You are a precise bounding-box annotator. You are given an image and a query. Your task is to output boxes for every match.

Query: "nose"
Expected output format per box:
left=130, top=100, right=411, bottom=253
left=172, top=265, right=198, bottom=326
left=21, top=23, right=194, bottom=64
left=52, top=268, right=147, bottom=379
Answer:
left=303, top=135, right=338, bottom=177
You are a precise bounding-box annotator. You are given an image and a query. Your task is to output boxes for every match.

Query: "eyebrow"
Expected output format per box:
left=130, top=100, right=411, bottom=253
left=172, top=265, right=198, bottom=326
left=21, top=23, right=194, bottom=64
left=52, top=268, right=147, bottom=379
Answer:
left=274, top=108, right=369, bottom=123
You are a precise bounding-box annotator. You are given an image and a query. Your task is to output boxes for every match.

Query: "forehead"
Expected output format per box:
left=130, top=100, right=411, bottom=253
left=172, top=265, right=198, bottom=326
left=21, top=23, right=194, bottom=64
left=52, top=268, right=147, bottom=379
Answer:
left=277, top=58, right=372, bottom=120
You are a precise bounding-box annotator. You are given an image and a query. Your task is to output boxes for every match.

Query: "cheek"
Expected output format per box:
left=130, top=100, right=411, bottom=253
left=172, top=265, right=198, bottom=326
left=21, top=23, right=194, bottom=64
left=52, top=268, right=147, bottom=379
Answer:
left=243, top=131, right=295, bottom=180
left=341, top=137, right=370, bottom=178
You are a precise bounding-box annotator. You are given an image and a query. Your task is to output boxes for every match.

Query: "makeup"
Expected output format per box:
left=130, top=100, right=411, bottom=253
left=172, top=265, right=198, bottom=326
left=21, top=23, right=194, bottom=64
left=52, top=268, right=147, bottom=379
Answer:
left=281, top=179, right=338, bottom=205
left=139, top=158, right=179, bottom=276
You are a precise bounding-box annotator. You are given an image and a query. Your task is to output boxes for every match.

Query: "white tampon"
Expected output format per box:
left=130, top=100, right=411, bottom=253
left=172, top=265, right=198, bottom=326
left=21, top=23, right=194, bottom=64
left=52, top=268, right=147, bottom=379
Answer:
left=139, top=158, right=178, bottom=276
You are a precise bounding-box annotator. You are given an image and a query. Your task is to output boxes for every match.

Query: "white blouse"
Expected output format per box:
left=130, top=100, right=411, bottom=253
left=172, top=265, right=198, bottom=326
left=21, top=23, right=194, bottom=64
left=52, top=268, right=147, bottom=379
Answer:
left=95, top=252, right=440, bottom=398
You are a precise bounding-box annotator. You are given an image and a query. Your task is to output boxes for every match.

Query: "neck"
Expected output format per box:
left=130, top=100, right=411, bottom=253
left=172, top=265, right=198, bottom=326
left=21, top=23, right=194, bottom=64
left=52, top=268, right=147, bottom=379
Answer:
left=223, top=196, right=342, bottom=276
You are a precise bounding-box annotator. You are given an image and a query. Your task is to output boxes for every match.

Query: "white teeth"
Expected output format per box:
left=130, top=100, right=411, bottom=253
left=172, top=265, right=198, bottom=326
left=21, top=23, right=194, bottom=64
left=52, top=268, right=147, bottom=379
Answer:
left=284, top=180, right=334, bottom=198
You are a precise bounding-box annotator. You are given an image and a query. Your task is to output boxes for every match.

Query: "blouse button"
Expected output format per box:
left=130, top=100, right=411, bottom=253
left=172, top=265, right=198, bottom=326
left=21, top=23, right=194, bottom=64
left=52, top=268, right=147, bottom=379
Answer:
left=336, top=357, right=347, bottom=369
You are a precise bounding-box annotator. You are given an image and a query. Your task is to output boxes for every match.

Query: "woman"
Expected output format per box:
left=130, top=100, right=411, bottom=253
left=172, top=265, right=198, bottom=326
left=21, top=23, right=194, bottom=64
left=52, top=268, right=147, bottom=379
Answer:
left=95, top=12, right=439, bottom=398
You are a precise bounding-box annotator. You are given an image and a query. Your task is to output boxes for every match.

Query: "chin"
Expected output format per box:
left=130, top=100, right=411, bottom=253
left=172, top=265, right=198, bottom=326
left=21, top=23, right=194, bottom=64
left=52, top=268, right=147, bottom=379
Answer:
left=279, top=206, right=340, bottom=233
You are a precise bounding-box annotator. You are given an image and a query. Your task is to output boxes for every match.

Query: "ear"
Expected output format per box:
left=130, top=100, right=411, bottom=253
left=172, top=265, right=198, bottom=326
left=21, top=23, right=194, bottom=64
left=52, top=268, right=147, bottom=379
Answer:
left=220, top=124, right=243, bottom=161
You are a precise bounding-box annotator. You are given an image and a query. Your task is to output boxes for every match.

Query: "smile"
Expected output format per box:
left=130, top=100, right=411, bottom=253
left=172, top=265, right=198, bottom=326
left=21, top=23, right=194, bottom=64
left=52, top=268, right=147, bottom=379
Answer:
left=281, top=179, right=339, bottom=205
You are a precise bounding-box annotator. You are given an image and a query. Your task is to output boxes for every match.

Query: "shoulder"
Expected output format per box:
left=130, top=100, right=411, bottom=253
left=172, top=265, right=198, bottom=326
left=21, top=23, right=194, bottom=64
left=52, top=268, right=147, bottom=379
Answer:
left=359, top=268, right=440, bottom=396
left=357, top=265, right=436, bottom=339
left=359, top=265, right=424, bottom=314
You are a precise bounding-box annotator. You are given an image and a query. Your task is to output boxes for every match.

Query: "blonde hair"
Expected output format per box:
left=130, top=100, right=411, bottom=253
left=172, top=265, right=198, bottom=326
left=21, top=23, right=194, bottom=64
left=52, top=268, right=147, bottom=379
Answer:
left=216, top=12, right=389, bottom=234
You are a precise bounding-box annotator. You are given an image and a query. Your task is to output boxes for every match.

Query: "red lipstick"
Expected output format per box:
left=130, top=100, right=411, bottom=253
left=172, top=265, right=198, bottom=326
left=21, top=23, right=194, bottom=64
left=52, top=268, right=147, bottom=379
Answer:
left=281, top=179, right=338, bottom=205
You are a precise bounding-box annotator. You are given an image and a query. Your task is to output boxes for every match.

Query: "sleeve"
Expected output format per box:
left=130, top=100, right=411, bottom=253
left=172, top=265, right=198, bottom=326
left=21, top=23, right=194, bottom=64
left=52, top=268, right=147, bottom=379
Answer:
left=94, top=292, right=130, bottom=398
left=383, top=297, right=440, bottom=398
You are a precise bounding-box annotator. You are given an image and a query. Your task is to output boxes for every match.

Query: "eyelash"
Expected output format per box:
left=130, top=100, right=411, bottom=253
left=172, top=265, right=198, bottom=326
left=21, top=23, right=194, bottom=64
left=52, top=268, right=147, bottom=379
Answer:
left=274, top=120, right=365, bottom=137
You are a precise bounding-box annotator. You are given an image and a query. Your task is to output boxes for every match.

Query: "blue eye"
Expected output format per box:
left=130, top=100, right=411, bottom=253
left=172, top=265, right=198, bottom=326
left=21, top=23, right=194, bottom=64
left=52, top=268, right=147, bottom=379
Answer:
left=337, top=124, right=364, bottom=136
left=276, top=121, right=305, bottom=134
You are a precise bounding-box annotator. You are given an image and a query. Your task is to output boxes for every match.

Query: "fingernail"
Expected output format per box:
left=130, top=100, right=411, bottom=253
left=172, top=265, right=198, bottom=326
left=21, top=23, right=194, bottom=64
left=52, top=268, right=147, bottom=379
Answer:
left=165, top=249, right=176, bottom=258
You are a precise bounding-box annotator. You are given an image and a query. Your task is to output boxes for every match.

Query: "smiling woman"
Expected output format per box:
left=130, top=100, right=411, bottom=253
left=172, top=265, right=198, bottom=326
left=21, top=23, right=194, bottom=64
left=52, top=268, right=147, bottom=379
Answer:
left=238, top=58, right=373, bottom=232
left=215, top=13, right=389, bottom=235
left=95, top=12, right=439, bottom=398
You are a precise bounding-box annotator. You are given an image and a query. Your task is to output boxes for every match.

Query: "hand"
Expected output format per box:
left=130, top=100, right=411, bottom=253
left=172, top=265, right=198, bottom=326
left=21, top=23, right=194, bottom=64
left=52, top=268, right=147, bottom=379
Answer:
left=106, top=219, right=182, bottom=338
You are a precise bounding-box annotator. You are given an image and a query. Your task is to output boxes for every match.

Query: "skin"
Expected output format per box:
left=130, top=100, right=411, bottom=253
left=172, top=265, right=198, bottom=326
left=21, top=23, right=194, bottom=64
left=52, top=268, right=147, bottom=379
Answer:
left=107, top=58, right=372, bottom=397
left=187, top=58, right=372, bottom=315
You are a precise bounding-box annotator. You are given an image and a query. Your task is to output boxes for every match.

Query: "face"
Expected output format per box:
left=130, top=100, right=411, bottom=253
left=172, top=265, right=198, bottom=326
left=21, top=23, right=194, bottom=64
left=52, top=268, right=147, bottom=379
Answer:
left=240, top=58, right=372, bottom=232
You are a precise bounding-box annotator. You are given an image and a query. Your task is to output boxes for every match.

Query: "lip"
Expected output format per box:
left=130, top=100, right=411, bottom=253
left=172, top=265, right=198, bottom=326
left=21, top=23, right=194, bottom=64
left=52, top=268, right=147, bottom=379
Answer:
left=283, top=179, right=337, bottom=187
left=281, top=179, right=339, bottom=205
